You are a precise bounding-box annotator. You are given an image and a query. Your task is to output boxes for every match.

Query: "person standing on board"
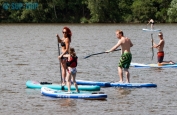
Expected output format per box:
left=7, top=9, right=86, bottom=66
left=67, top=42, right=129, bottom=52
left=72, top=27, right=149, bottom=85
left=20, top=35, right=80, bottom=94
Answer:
left=58, top=47, right=79, bottom=93
left=147, top=19, right=154, bottom=29
left=106, top=30, right=133, bottom=83
left=56, top=27, right=72, bottom=86
left=152, top=32, right=175, bottom=66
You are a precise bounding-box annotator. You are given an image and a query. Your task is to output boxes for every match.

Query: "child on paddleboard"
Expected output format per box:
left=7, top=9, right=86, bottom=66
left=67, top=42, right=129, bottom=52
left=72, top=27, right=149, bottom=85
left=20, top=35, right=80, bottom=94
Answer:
left=58, top=47, right=79, bottom=93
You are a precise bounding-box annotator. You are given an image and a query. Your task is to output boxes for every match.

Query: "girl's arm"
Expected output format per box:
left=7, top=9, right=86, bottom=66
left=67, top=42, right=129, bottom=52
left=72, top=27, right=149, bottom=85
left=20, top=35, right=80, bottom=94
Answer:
left=58, top=54, right=70, bottom=59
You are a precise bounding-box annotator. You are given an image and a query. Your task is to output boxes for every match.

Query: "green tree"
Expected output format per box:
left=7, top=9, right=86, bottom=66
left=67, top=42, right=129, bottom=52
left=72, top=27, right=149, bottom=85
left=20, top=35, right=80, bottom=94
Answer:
left=1, top=0, right=176, bottom=23
left=167, top=0, right=177, bottom=22
left=117, top=0, right=133, bottom=23
left=131, top=0, right=157, bottom=23
left=84, top=0, right=108, bottom=23
left=154, top=0, right=172, bottom=23
left=84, top=0, right=133, bottom=23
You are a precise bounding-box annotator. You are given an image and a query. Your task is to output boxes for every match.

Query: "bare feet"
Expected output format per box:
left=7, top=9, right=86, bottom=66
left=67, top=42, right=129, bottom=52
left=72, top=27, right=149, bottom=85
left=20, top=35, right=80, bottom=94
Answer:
left=66, top=92, right=71, bottom=94
left=62, top=82, right=66, bottom=86
left=158, top=63, right=162, bottom=66
left=169, top=61, right=175, bottom=64
left=118, top=81, right=124, bottom=83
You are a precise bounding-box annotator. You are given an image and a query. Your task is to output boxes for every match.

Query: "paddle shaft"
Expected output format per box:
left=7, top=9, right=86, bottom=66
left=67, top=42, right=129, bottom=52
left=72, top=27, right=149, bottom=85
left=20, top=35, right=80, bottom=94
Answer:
left=151, top=34, right=154, bottom=60
left=84, top=49, right=121, bottom=59
left=57, top=41, right=63, bottom=87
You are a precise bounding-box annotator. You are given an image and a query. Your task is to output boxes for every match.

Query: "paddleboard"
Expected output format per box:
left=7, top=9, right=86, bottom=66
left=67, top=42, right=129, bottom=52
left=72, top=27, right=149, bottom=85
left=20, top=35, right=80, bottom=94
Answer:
left=142, top=28, right=161, bottom=32
left=76, top=80, right=156, bottom=88
left=26, top=80, right=100, bottom=91
left=41, top=87, right=107, bottom=99
left=131, top=62, right=177, bottom=68
left=76, top=80, right=111, bottom=87
left=110, top=82, right=157, bottom=88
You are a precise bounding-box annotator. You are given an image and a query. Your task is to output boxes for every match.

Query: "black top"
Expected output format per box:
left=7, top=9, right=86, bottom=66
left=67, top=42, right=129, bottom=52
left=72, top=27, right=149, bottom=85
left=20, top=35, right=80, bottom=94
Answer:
left=61, top=42, right=65, bottom=47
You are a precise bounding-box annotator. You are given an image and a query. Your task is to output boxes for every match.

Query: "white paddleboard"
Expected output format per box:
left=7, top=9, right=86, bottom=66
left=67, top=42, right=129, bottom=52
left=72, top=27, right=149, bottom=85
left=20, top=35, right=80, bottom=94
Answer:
left=142, top=28, right=161, bottom=32
left=131, top=62, right=177, bottom=68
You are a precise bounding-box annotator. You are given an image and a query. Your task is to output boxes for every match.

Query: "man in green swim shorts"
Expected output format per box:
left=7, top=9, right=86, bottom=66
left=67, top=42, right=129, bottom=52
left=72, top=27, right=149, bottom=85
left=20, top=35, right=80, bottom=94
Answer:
left=106, top=30, right=133, bottom=83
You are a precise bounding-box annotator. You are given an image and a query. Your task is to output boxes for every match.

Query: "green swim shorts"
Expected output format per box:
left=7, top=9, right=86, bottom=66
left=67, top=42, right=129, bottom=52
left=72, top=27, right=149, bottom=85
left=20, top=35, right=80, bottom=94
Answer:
left=118, top=52, right=132, bottom=69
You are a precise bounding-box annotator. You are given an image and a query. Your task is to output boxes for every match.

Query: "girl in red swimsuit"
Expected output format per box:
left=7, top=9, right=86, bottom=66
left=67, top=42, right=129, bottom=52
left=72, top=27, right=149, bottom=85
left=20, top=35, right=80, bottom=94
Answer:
left=59, top=47, right=79, bottom=93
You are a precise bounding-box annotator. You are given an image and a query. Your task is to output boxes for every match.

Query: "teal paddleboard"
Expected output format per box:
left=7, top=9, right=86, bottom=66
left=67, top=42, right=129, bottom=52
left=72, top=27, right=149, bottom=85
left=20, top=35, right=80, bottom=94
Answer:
left=26, top=80, right=100, bottom=91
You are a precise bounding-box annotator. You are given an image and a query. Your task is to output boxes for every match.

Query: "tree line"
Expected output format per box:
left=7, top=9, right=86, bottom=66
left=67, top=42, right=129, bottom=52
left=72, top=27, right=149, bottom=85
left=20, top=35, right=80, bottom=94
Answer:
left=0, top=0, right=177, bottom=23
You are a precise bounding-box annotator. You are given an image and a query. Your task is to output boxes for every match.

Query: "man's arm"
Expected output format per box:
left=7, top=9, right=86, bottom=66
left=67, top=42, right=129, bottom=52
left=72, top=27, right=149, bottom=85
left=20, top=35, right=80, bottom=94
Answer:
left=153, top=40, right=162, bottom=48
left=106, top=40, right=121, bottom=52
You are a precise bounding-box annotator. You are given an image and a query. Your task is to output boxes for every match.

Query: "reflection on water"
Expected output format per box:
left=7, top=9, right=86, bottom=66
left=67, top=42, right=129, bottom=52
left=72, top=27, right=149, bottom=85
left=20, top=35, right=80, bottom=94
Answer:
left=57, top=99, right=76, bottom=107
left=117, top=88, right=132, bottom=97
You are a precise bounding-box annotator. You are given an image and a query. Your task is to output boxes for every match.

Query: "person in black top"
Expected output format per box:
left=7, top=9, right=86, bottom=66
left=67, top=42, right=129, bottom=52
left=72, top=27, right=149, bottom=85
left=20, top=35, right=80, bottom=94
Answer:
left=56, top=27, right=72, bottom=86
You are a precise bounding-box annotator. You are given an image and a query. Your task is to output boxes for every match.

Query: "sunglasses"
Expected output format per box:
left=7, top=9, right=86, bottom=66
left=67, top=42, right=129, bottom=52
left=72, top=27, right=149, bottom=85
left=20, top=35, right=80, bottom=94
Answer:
left=62, top=31, right=67, bottom=34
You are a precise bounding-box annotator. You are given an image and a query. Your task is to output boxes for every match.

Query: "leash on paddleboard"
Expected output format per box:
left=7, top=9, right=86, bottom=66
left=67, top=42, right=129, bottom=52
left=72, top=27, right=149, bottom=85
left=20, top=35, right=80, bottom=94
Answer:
left=57, top=36, right=64, bottom=90
left=151, top=33, right=154, bottom=60
left=84, top=49, right=121, bottom=59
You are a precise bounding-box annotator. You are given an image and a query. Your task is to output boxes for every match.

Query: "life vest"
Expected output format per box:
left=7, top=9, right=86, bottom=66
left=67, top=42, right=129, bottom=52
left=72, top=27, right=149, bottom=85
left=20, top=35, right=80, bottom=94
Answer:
left=66, top=56, right=78, bottom=67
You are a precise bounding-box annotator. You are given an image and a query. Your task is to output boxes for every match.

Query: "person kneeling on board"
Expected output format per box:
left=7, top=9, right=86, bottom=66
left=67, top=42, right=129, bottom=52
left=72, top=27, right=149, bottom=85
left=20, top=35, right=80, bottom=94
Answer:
left=106, top=30, right=133, bottom=83
left=58, top=47, right=79, bottom=93
left=152, top=32, right=175, bottom=66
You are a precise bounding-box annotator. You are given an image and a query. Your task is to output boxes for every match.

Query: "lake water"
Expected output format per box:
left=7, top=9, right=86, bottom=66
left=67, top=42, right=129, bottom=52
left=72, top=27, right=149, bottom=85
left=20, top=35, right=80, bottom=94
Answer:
left=0, top=23, right=177, bottom=115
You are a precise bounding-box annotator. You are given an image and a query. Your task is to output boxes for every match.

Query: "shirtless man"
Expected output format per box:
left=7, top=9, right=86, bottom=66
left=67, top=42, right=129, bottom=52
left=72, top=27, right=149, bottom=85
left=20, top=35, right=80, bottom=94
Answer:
left=152, top=32, right=175, bottom=66
left=106, top=30, right=133, bottom=83
left=147, top=19, right=154, bottom=29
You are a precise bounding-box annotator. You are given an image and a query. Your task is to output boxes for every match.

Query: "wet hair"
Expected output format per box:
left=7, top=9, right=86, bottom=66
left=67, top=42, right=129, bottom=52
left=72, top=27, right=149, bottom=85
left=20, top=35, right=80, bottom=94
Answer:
left=63, top=27, right=72, bottom=42
left=69, top=47, right=76, bottom=57
left=116, top=30, right=124, bottom=36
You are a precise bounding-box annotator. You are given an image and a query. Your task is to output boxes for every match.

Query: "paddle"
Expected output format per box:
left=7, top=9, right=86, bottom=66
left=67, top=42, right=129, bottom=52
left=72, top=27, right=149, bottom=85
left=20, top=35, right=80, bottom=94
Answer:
left=57, top=36, right=64, bottom=90
left=151, top=34, right=154, bottom=60
left=84, top=49, right=121, bottom=59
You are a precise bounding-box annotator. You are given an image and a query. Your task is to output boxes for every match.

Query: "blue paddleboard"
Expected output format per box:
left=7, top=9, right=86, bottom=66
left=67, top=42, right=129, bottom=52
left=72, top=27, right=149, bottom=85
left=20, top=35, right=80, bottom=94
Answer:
left=26, top=80, right=100, bottom=91
left=110, top=82, right=157, bottom=88
left=76, top=80, right=157, bottom=88
left=76, top=80, right=111, bottom=87
left=41, top=87, right=107, bottom=99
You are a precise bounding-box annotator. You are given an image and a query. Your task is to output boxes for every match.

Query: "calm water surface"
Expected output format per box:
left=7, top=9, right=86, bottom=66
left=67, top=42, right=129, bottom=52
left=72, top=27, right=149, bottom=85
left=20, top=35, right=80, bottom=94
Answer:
left=0, top=23, right=177, bottom=115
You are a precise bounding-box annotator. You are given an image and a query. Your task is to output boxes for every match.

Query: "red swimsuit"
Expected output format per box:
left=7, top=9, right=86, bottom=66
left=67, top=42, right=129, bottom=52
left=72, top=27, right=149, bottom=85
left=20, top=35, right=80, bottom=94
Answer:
left=157, top=51, right=164, bottom=63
